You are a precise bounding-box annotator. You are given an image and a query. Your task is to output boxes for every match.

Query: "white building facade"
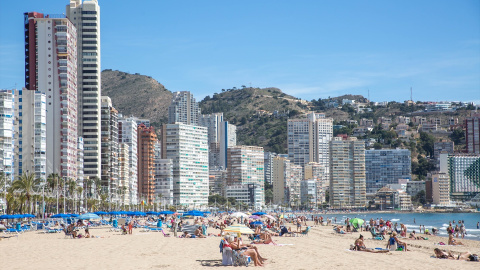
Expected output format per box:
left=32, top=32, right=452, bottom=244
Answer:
left=161, top=123, right=209, bottom=207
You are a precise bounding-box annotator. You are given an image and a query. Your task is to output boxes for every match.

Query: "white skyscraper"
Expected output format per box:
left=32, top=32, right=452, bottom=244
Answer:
left=14, top=89, right=47, bottom=182
left=227, top=146, right=265, bottom=205
left=118, top=116, right=138, bottom=205
left=24, top=12, right=78, bottom=180
left=168, top=91, right=201, bottom=125
left=0, top=89, right=15, bottom=184
left=287, top=113, right=333, bottom=179
left=66, top=0, right=102, bottom=179
left=161, top=123, right=209, bottom=207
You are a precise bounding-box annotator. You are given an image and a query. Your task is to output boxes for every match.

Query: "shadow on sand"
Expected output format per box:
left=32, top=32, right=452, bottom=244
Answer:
left=196, top=259, right=224, bottom=267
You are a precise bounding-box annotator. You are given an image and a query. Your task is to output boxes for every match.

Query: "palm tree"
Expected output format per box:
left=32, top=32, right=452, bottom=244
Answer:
left=75, top=186, right=83, bottom=213
left=47, top=173, right=60, bottom=214
left=11, top=172, right=39, bottom=213
left=93, top=177, right=102, bottom=200
left=67, top=179, right=76, bottom=213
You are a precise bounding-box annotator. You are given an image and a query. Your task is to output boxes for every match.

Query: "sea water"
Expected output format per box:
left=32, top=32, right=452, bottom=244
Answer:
left=316, top=212, right=480, bottom=240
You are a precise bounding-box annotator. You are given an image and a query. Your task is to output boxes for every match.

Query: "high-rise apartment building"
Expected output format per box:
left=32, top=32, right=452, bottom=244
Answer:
left=329, top=137, right=366, bottom=209
left=118, top=116, right=138, bottom=205
left=300, top=179, right=317, bottom=208
left=287, top=112, right=333, bottom=178
left=264, top=152, right=277, bottom=185
left=304, top=162, right=327, bottom=203
left=161, top=123, right=209, bottom=207
left=100, top=97, right=119, bottom=202
left=118, top=143, right=130, bottom=205
left=432, top=172, right=450, bottom=205
left=465, top=113, right=480, bottom=154
left=443, top=153, right=480, bottom=201
left=219, top=121, right=236, bottom=168
left=154, top=142, right=173, bottom=206
left=14, top=89, right=46, bottom=182
left=199, top=113, right=223, bottom=145
left=289, top=165, right=303, bottom=207
left=24, top=12, right=78, bottom=180
left=66, top=0, right=102, bottom=179
left=137, top=124, right=157, bottom=204
left=0, top=90, right=15, bottom=183
left=199, top=113, right=237, bottom=168
left=227, top=146, right=265, bottom=205
left=209, top=168, right=227, bottom=195
left=168, top=91, right=201, bottom=125
left=272, top=156, right=290, bottom=205
left=365, top=149, right=411, bottom=194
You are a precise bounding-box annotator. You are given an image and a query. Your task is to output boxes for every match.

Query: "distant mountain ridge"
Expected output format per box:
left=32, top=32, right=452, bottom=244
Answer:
left=101, top=69, right=172, bottom=127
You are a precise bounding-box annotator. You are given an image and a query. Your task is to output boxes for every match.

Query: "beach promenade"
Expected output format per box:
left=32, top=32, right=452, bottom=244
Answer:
left=1, top=220, right=479, bottom=270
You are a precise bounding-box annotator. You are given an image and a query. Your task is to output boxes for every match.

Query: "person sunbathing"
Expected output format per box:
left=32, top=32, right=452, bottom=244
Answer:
left=434, top=248, right=477, bottom=261
left=409, top=231, right=425, bottom=240
left=182, top=231, right=192, bottom=238
left=448, top=234, right=463, bottom=245
left=353, top=235, right=389, bottom=253
left=229, top=236, right=265, bottom=266
left=194, top=227, right=206, bottom=238
left=257, top=231, right=276, bottom=244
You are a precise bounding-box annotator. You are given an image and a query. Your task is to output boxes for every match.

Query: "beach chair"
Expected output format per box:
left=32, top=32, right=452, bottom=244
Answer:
left=232, top=249, right=251, bottom=267
left=370, top=228, right=385, bottom=240
left=300, top=226, right=311, bottom=236
left=109, top=223, right=121, bottom=232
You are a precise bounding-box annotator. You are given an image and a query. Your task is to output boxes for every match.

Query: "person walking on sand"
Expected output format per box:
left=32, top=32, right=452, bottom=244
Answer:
left=128, top=220, right=133, bottom=235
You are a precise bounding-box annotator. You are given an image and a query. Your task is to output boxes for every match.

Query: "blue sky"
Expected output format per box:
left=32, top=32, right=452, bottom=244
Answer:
left=1, top=0, right=479, bottom=103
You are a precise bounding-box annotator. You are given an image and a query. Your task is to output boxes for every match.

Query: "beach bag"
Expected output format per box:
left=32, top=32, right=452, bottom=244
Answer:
left=469, top=254, right=479, bottom=262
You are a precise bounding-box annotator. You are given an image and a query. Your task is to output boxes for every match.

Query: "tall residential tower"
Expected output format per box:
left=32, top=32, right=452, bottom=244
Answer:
left=66, top=0, right=102, bottom=179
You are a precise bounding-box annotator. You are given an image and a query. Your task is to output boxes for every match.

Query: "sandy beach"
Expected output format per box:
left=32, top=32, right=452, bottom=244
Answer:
left=1, top=221, right=479, bottom=270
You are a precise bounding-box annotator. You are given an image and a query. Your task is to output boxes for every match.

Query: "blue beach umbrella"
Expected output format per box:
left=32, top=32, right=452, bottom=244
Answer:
left=159, top=211, right=175, bottom=215
left=146, top=211, right=158, bottom=215
left=22, top=214, right=36, bottom=218
left=50, top=213, right=71, bottom=218
left=252, top=212, right=266, bottom=216
left=250, top=221, right=264, bottom=226
left=78, top=213, right=101, bottom=220
left=0, top=214, right=18, bottom=219
left=94, top=211, right=108, bottom=215
left=69, top=214, right=79, bottom=217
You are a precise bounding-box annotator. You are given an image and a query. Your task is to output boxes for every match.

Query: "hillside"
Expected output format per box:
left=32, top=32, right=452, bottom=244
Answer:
left=200, top=87, right=309, bottom=153
left=101, top=70, right=172, bottom=127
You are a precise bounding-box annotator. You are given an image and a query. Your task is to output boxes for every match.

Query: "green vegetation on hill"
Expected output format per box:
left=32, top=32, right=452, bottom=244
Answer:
left=200, top=87, right=307, bottom=153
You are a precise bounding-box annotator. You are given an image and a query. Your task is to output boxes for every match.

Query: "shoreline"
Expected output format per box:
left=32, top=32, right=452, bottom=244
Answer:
left=1, top=219, right=479, bottom=269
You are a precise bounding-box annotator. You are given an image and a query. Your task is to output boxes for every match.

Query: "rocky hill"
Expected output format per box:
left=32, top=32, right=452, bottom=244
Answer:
left=101, top=69, right=172, bottom=127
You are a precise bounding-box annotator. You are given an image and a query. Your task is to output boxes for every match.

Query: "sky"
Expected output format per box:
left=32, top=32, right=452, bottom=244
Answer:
left=1, top=0, right=479, bottom=103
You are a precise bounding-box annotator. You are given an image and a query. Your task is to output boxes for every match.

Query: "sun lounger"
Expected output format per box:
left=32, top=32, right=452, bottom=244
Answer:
left=300, top=226, right=311, bottom=236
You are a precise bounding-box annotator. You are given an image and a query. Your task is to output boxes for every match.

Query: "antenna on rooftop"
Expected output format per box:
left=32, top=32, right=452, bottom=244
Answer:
left=368, top=88, right=370, bottom=102
left=410, top=87, right=413, bottom=101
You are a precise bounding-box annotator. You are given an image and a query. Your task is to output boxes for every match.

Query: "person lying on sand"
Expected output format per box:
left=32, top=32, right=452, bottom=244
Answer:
left=352, top=235, right=389, bottom=253
left=434, top=248, right=478, bottom=261
left=409, top=231, right=427, bottom=240
left=448, top=234, right=463, bottom=245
